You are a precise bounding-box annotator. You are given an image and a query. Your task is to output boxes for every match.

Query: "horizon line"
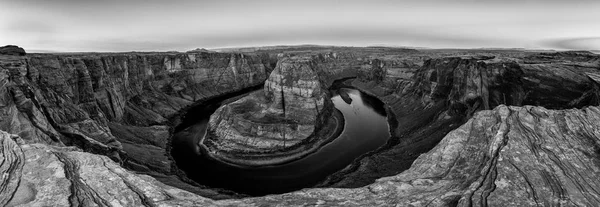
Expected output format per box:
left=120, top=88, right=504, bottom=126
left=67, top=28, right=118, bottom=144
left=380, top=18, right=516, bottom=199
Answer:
left=15, top=44, right=588, bottom=54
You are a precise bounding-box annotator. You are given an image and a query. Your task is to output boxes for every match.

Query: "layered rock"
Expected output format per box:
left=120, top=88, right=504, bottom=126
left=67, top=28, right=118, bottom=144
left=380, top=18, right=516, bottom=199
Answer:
left=206, top=57, right=335, bottom=164
left=263, top=57, right=326, bottom=123
left=324, top=55, right=600, bottom=187
left=0, top=49, right=276, bottom=195
left=0, top=131, right=218, bottom=206
left=271, top=104, right=600, bottom=206
left=0, top=45, right=26, bottom=56
left=2, top=46, right=600, bottom=205
left=0, top=57, right=65, bottom=145
left=361, top=105, right=600, bottom=206
left=0, top=131, right=23, bottom=206
left=3, top=103, right=600, bottom=206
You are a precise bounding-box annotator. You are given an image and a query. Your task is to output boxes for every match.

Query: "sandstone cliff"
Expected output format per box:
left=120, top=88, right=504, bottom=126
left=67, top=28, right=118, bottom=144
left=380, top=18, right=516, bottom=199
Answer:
left=0, top=51, right=276, bottom=194
left=324, top=55, right=600, bottom=187
left=205, top=56, right=345, bottom=165
left=2, top=47, right=600, bottom=206
left=3, top=103, right=600, bottom=206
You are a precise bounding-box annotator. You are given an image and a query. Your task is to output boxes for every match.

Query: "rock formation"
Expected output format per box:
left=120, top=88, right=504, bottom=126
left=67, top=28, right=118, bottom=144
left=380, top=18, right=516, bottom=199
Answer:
left=324, top=55, right=600, bottom=187
left=3, top=103, right=600, bottom=206
left=0, top=45, right=26, bottom=56
left=0, top=131, right=218, bottom=206
left=2, top=46, right=600, bottom=206
left=0, top=50, right=276, bottom=196
left=206, top=56, right=337, bottom=164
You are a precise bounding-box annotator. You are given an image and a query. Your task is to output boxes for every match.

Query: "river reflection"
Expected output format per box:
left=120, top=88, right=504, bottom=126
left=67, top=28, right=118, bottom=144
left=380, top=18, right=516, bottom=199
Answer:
left=171, top=88, right=390, bottom=196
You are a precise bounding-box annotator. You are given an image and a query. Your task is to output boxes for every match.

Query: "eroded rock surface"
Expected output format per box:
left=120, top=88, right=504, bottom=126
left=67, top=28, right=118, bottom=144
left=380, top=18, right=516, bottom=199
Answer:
left=3, top=103, right=600, bottom=206
left=0, top=131, right=216, bottom=206
left=0, top=45, right=26, bottom=56
left=324, top=55, right=600, bottom=187
left=206, top=56, right=336, bottom=164
left=2, top=46, right=600, bottom=206
left=0, top=50, right=276, bottom=195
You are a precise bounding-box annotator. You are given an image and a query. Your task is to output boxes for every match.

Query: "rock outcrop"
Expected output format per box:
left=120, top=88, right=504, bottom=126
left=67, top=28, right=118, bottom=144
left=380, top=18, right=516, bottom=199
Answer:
left=205, top=56, right=339, bottom=165
left=0, top=132, right=23, bottom=206
left=251, top=105, right=600, bottom=206
left=0, top=131, right=218, bottom=206
left=3, top=103, right=600, bottom=206
left=0, top=45, right=26, bottom=56
left=323, top=55, right=600, bottom=187
left=2, top=46, right=600, bottom=205
left=0, top=50, right=276, bottom=195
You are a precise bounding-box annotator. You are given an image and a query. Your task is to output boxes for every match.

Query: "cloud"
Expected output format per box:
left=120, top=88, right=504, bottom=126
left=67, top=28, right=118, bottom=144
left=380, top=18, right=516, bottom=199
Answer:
left=542, top=37, right=600, bottom=50
left=69, top=26, right=505, bottom=52
left=3, top=18, right=57, bottom=34
left=2, top=0, right=599, bottom=51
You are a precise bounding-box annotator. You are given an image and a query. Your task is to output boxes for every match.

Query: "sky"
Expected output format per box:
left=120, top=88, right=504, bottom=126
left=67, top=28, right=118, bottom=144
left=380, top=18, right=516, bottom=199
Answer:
left=1, top=0, right=599, bottom=52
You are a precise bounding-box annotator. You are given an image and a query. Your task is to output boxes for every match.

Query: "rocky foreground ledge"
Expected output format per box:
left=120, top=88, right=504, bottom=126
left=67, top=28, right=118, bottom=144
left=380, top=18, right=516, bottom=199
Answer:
left=322, top=54, right=600, bottom=188
left=2, top=104, right=600, bottom=206
left=2, top=45, right=600, bottom=205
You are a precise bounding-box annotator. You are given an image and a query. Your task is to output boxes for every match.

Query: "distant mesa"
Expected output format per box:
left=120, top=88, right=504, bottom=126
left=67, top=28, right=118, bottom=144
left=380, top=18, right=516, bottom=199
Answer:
left=187, top=48, right=216, bottom=53
left=0, top=45, right=26, bottom=56
left=553, top=50, right=595, bottom=56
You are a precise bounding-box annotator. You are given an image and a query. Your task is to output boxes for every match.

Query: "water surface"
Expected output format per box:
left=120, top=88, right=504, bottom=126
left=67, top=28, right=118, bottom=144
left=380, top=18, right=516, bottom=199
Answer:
left=171, top=88, right=390, bottom=196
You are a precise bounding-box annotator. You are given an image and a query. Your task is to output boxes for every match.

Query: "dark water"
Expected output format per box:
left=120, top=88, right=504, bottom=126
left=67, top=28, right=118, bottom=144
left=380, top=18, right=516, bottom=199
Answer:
left=170, top=88, right=390, bottom=196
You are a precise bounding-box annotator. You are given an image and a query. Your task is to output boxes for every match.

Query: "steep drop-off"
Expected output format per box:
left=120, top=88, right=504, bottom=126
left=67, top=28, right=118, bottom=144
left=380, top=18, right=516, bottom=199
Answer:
left=1, top=47, right=600, bottom=206
left=3, top=104, right=600, bottom=206
left=209, top=57, right=327, bottom=150
left=322, top=55, right=600, bottom=187
left=0, top=50, right=277, bottom=195
left=205, top=56, right=341, bottom=165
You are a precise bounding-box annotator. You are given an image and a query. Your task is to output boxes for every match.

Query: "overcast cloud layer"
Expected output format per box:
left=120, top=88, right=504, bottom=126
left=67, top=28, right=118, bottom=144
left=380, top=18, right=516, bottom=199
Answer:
left=1, top=0, right=599, bottom=52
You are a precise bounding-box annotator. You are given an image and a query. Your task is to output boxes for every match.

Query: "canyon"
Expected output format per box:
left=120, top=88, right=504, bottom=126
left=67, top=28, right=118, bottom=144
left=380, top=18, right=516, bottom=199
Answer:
left=1, top=45, right=600, bottom=206
left=205, top=56, right=341, bottom=165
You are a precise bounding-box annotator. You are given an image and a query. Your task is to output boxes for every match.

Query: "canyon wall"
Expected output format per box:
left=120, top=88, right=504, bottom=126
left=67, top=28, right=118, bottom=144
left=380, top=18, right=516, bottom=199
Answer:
left=2, top=47, right=600, bottom=206
left=3, top=104, right=600, bottom=206
left=323, top=53, right=600, bottom=187
left=0, top=51, right=276, bottom=193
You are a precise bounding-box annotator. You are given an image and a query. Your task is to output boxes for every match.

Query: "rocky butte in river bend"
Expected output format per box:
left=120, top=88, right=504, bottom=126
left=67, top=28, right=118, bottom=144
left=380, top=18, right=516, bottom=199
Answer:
left=1, top=45, right=600, bottom=206
left=206, top=56, right=344, bottom=165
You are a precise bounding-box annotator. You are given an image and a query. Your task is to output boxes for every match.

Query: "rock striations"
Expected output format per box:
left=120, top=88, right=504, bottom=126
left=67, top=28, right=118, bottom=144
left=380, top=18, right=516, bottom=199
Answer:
left=0, top=49, right=277, bottom=195
left=0, top=131, right=216, bottom=206
left=2, top=46, right=600, bottom=206
left=206, top=56, right=340, bottom=165
left=3, top=104, right=600, bottom=206
left=325, top=55, right=600, bottom=187
left=0, top=45, right=26, bottom=56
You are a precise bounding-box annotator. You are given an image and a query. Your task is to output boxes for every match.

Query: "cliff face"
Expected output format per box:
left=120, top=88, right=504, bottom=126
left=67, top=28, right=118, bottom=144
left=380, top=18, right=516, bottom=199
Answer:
left=3, top=104, right=600, bottom=206
left=26, top=53, right=270, bottom=127
left=263, top=57, right=326, bottom=123
left=0, top=52, right=275, bottom=187
left=409, top=58, right=526, bottom=114
left=325, top=55, right=600, bottom=187
left=2, top=48, right=600, bottom=205
left=205, top=56, right=337, bottom=164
